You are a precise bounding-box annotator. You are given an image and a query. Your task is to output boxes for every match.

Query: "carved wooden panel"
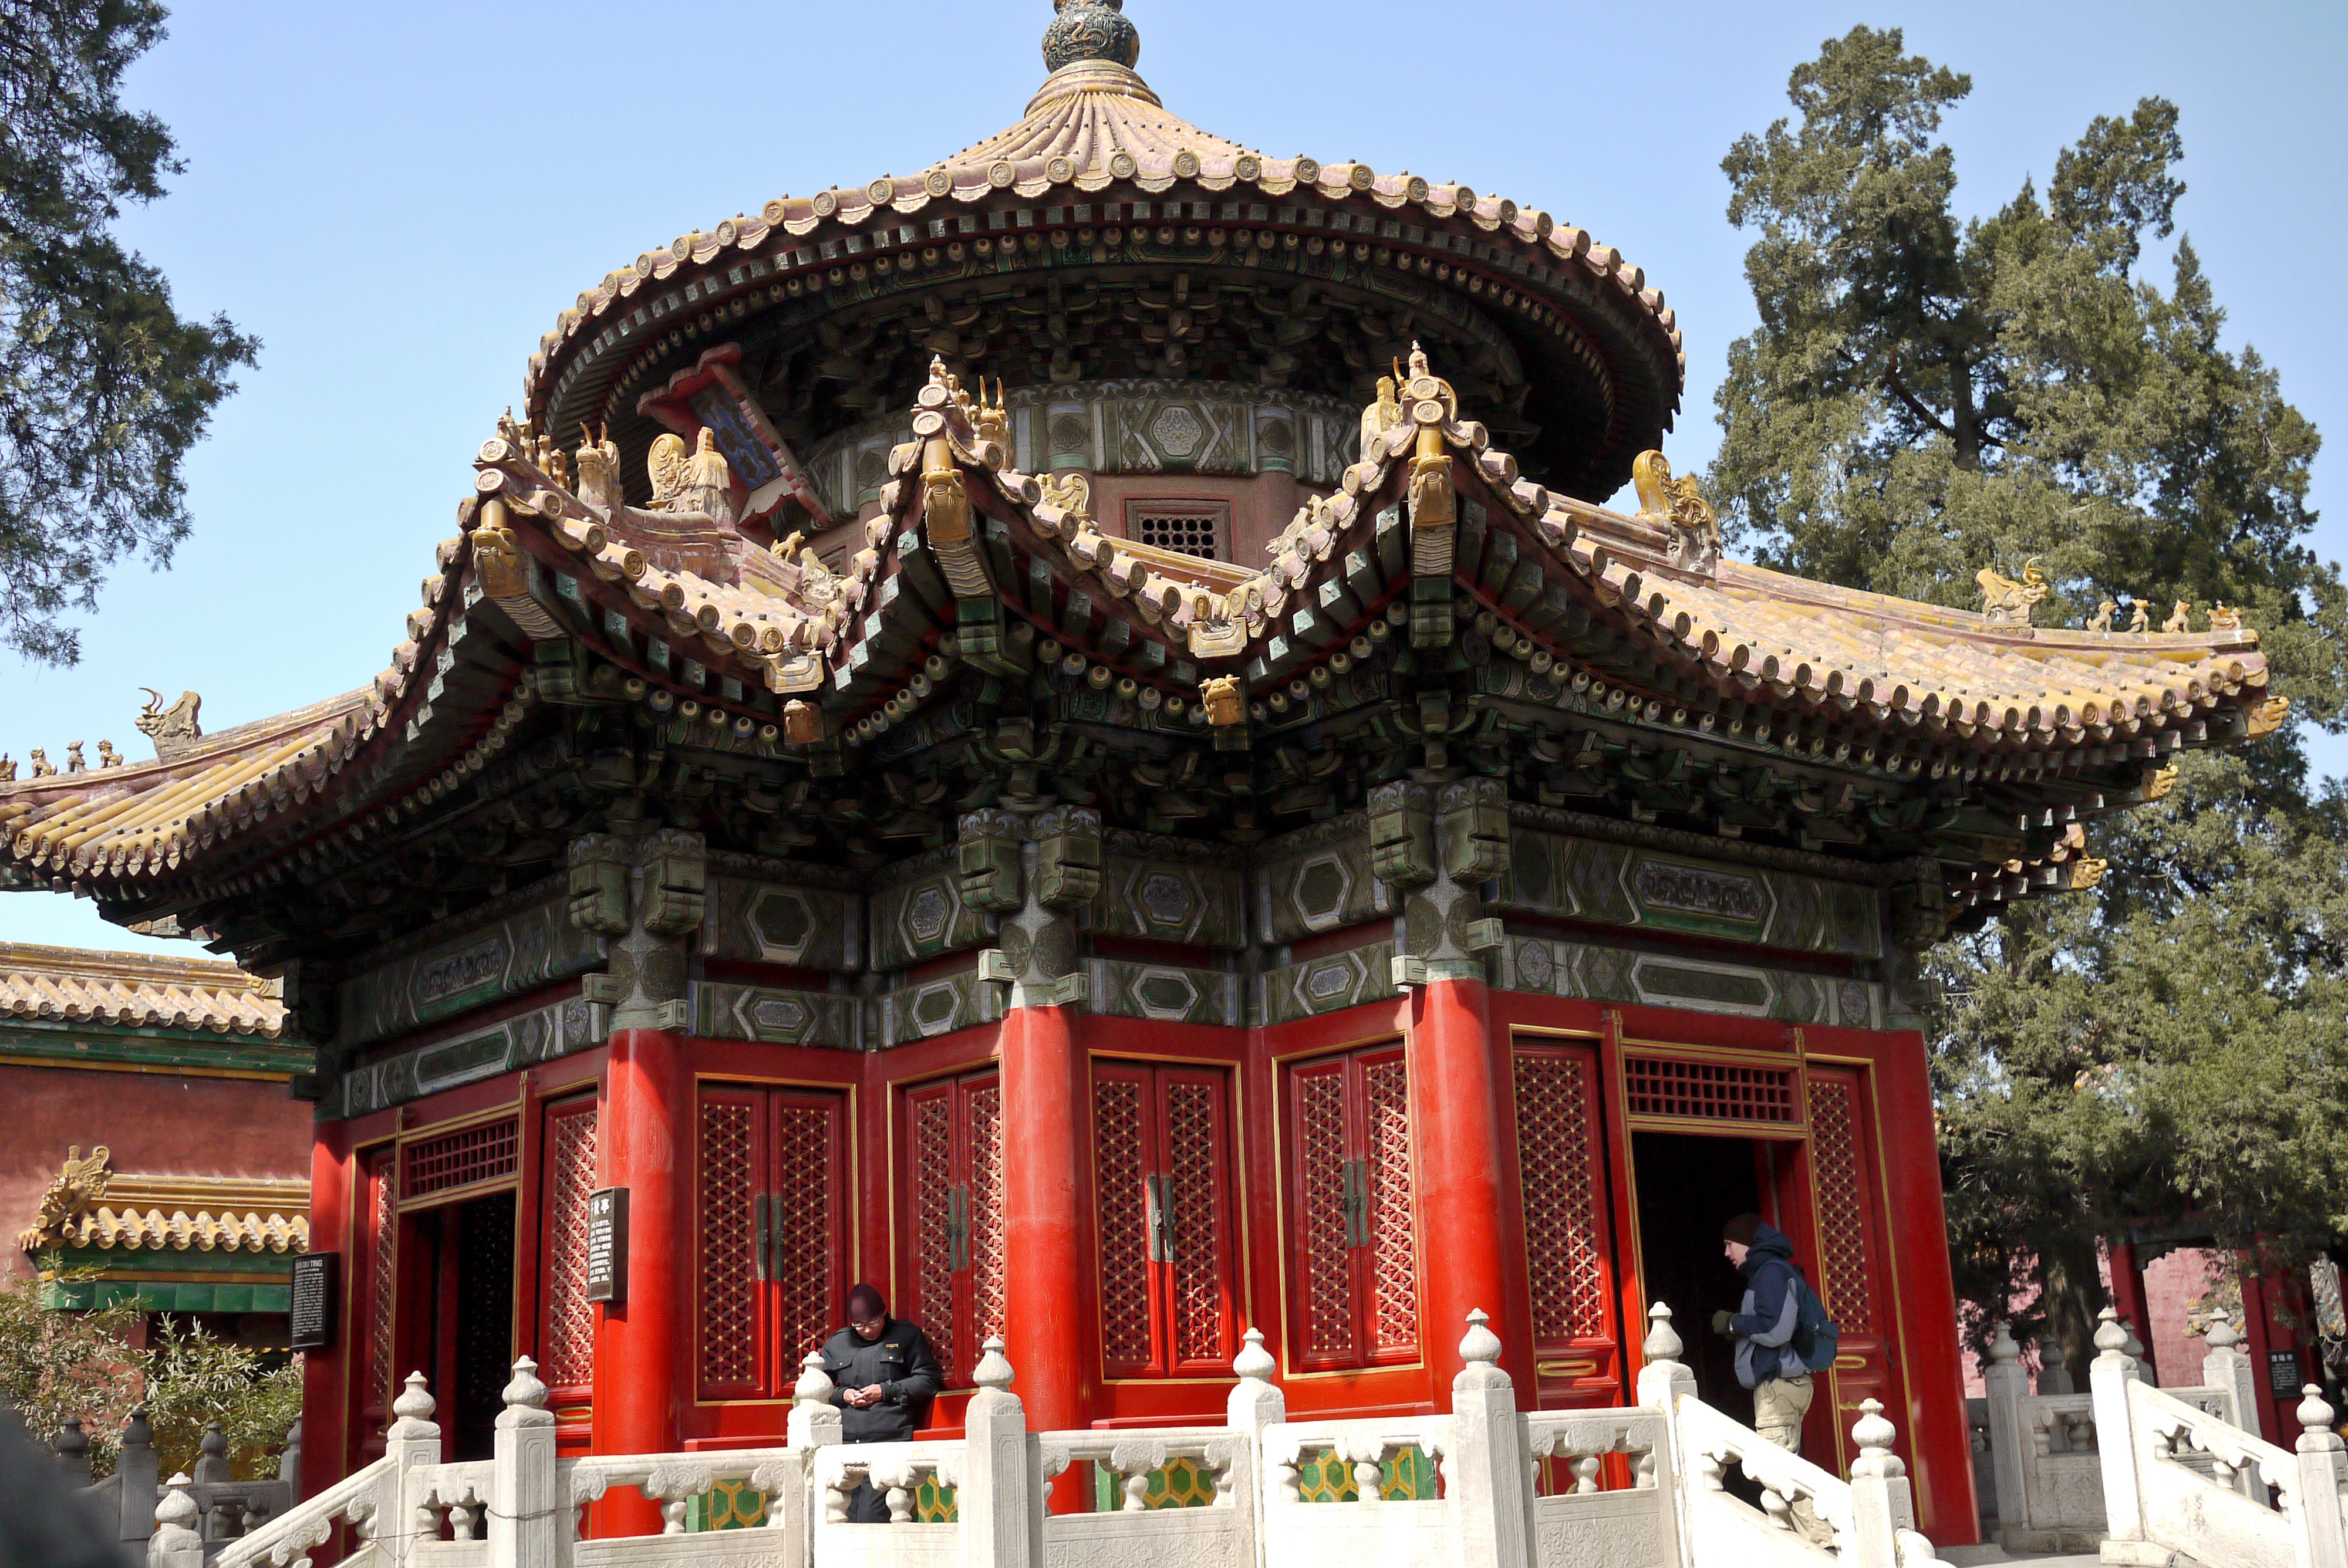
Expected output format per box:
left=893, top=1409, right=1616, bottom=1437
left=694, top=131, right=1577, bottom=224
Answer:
left=1512, top=1047, right=1614, bottom=1347
left=360, top=1145, right=400, bottom=1435
left=770, top=1095, right=845, bottom=1366
left=1286, top=1043, right=1418, bottom=1372
left=1623, top=1055, right=1799, bottom=1125
left=696, top=1089, right=763, bottom=1397
left=1091, top=1061, right=1237, bottom=1380
left=1802, top=1062, right=1904, bottom=1472
left=1807, top=1079, right=1874, bottom=1333
left=403, top=1117, right=519, bottom=1201
left=898, top=1067, right=1003, bottom=1388
left=538, top=1097, right=599, bottom=1394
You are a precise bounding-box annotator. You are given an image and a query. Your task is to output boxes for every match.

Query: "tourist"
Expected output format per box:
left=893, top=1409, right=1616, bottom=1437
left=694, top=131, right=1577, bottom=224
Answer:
left=822, top=1284, right=944, bottom=1523
left=1713, top=1214, right=1830, bottom=1544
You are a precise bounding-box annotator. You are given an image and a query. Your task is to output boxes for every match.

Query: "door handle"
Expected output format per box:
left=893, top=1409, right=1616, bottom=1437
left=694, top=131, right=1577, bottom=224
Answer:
left=1145, top=1174, right=1175, bottom=1262
left=948, top=1184, right=970, bottom=1273
left=754, top=1193, right=771, bottom=1282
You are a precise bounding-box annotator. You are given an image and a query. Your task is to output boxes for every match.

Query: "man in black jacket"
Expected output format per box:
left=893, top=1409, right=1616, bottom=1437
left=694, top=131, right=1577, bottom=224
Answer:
left=821, top=1284, right=944, bottom=1522
left=1711, top=1213, right=1828, bottom=1543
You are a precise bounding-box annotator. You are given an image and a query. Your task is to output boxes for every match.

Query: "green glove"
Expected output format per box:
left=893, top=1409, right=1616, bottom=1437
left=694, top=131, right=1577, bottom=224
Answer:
left=1711, top=1309, right=1734, bottom=1337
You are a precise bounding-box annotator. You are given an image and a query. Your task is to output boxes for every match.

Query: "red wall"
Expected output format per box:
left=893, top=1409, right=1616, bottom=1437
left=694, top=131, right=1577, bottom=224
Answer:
left=0, top=1061, right=311, bottom=1285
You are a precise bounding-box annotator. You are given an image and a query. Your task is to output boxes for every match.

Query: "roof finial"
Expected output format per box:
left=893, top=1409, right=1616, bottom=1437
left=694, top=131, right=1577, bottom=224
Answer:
left=1044, top=0, right=1139, bottom=73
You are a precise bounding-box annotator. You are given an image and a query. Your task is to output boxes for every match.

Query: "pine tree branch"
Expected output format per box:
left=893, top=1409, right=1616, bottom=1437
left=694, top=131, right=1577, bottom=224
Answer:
left=1883, top=346, right=1955, bottom=441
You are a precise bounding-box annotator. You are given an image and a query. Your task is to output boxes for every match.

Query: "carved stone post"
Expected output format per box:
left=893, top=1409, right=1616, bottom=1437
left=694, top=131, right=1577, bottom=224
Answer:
left=2036, top=1334, right=2074, bottom=1396
left=788, top=1349, right=844, bottom=1449
left=276, top=1412, right=302, bottom=1499
left=1843, top=1400, right=1912, bottom=1568
left=2087, top=1309, right=2146, bottom=1546
left=2291, top=1386, right=2348, bottom=1568
left=1980, top=1322, right=2030, bottom=1539
left=117, top=1407, right=158, bottom=1544
left=959, top=1339, right=1036, bottom=1568
left=1446, top=1312, right=1534, bottom=1568
left=389, top=1371, right=444, bottom=1568
left=1635, top=1303, right=1698, bottom=1568
left=2201, top=1310, right=2262, bottom=1434
left=1225, top=1327, right=1285, bottom=1437
left=149, top=1474, right=204, bottom=1568
left=491, top=1359, right=559, bottom=1568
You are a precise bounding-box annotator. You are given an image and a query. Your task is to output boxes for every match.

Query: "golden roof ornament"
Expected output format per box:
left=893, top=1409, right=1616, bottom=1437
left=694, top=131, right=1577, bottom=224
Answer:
left=1975, top=558, right=2048, bottom=625
left=19, top=1144, right=112, bottom=1251
left=2089, top=598, right=2117, bottom=632
left=2127, top=599, right=2151, bottom=634
left=2208, top=602, right=2244, bottom=632
left=136, top=688, right=203, bottom=759
left=1631, top=450, right=1722, bottom=575
left=2162, top=599, right=2192, bottom=634
left=1042, top=0, right=1140, bottom=74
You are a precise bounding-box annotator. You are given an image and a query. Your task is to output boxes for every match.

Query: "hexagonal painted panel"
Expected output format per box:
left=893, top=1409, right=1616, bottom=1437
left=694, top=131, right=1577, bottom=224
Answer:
left=752, top=889, right=815, bottom=955
left=1261, top=941, right=1396, bottom=1025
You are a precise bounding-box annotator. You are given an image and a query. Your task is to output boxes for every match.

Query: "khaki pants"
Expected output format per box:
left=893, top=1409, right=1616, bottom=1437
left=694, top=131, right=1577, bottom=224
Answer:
left=1753, top=1374, right=1831, bottom=1544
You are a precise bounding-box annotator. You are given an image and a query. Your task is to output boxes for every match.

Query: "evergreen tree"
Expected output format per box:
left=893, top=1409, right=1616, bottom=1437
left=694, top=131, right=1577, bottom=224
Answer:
left=1712, top=26, right=2348, bottom=1375
left=0, top=0, right=257, bottom=664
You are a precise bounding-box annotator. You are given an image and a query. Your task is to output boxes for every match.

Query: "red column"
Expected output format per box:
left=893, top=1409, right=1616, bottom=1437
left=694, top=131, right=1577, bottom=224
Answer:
left=1410, top=977, right=1523, bottom=1388
left=998, top=1001, right=1088, bottom=1505
left=594, top=1028, right=686, bottom=1532
left=302, top=1124, right=350, bottom=1499
left=2107, top=1239, right=2155, bottom=1380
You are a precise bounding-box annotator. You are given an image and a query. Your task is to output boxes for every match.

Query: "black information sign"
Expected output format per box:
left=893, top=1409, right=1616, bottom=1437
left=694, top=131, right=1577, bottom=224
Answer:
left=289, top=1253, right=338, bottom=1351
left=2270, top=1348, right=2305, bottom=1397
left=586, top=1188, right=628, bottom=1305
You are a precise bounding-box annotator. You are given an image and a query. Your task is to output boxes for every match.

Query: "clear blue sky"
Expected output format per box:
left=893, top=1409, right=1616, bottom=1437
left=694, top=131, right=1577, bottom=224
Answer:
left=2, top=0, right=2342, bottom=955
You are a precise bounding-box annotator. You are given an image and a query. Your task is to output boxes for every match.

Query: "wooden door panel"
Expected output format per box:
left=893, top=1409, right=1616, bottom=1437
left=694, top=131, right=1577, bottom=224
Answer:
left=1289, top=1056, right=1358, bottom=1369
left=898, top=1069, right=1002, bottom=1387
left=767, top=1091, right=848, bottom=1370
left=1804, top=1067, right=1904, bottom=1468
left=1359, top=1049, right=1419, bottom=1366
left=696, top=1087, right=767, bottom=1400
left=1163, top=1067, right=1237, bottom=1374
left=1093, top=1064, right=1160, bottom=1376
left=1512, top=1043, right=1622, bottom=1405
left=537, top=1097, right=600, bottom=1399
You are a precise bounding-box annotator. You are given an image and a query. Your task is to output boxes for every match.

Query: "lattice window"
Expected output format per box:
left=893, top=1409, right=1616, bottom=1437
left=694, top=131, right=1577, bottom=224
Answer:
left=966, top=1081, right=1006, bottom=1347
left=1296, top=1064, right=1355, bottom=1360
left=1165, top=1079, right=1224, bottom=1368
left=910, top=1090, right=959, bottom=1382
left=1362, top=1057, right=1418, bottom=1355
left=539, top=1101, right=599, bottom=1391
left=403, top=1118, right=519, bottom=1199
left=1623, top=1056, right=1799, bottom=1124
left=363, top=1146, right=399, bottom=1425
left=697, top=1095, right=759, bottom=1391
left=772, top=1101, right=841, bottom=1365
left=1094, top=1076, right=1153, bottom=1371
left=1808, top=1080, right=1875, bottom=1332
left=1129, top=502, right=1226, bottom=561
left=1513, top=1051, right=1609, bottom=1344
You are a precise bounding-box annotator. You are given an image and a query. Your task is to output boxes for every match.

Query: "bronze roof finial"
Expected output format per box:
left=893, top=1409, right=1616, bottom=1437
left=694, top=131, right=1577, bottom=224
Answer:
left=1044, top=0, right=1139, bottom=75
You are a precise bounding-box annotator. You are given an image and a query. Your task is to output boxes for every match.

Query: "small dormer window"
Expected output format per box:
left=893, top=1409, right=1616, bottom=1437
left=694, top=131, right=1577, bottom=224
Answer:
left=1127, top=500, right=1229, bottom=562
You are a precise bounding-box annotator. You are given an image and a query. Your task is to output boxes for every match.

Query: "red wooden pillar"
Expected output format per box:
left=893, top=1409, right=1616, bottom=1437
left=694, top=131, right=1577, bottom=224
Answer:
left=998, top=1001, right=1088, bottom=1505
left=1409, top=977, right=1524, bottom=1388
left=303, top=1123, right=352, bottom=1499
left=2107, top=1239, right=2155, bottom=1380
left=594, top=1027, right=687, bottom=1532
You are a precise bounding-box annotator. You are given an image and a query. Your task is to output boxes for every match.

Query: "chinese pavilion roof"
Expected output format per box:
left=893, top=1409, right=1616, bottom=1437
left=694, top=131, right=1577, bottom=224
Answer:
left=0, top=2, right=2280, bottom=976
left=525, top=4, right=1683, bottom=511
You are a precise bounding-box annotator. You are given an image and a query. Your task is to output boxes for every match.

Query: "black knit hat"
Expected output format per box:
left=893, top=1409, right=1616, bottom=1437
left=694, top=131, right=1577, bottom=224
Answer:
left=1722, top=1213, right=1765, bottom=1246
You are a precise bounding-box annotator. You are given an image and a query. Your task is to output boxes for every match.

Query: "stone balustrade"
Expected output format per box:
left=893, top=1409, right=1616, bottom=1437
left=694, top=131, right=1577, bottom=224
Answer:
left=183, top=1305, right=1961, bottom=1568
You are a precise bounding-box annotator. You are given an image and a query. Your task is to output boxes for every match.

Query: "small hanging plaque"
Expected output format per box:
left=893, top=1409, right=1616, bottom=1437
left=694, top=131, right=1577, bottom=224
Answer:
left=586, top=1188, right=629, bottom=1305
left=2269, top=1348, right=2305, bottom=1397
left=290, top=1253, right=338, bottom=1351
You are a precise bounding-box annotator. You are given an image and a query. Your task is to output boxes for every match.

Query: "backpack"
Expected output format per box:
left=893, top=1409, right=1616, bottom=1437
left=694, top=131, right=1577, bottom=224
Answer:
left=1789, top=1269, right=1842, bottom=1374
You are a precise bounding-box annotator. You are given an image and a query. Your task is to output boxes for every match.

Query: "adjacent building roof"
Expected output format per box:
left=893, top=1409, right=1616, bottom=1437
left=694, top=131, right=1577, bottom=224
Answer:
left=43, top=1174, right=310, bottom=1256
left=0, top=942, right=285, bottom=1038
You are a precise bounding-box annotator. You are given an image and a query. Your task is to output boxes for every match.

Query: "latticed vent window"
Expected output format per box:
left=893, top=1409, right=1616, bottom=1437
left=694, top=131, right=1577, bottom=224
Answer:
left=1512, top=1047, right=1615, bottom=1350
left=403, top=1119, right=519, bottom=1199
left=539, top=1099, right=599, bottom=1394
left=1623, top=1056, right=1799, bottom=1124
left=1128, top=502, right=1228, bottom=562
left=1807, top=1079, right=1876, bottom=1332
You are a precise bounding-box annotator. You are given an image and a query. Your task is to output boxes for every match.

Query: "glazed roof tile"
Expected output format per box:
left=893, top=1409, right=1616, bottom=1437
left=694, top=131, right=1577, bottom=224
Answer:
left=0, top=941, right=284, bottom=1038
left=41, top=1175, right=308, bottom=1255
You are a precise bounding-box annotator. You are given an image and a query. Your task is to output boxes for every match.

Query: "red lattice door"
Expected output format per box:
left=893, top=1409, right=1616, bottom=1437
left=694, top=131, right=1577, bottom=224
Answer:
left=1284, top=1044, right=1419, bottom=1372
left=537, top=1097, right=599, bottom=1402
left=694, top=1084, right=849, bottom=1402
left=1801, top=1065, right=1905, bottom=1468
left=1092, top=1062, right=1239, bottom=1379
left=1511, top=1043, right=1624, bottom=1405
left=353, top=1144, right=401, bottom=1457
left=900, top=1069, right=1004, bottom=1387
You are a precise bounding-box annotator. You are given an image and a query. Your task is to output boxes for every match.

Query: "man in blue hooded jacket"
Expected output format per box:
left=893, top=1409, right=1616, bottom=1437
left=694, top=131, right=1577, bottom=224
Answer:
left=1711, top=1213, right=1828, bottom=1542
